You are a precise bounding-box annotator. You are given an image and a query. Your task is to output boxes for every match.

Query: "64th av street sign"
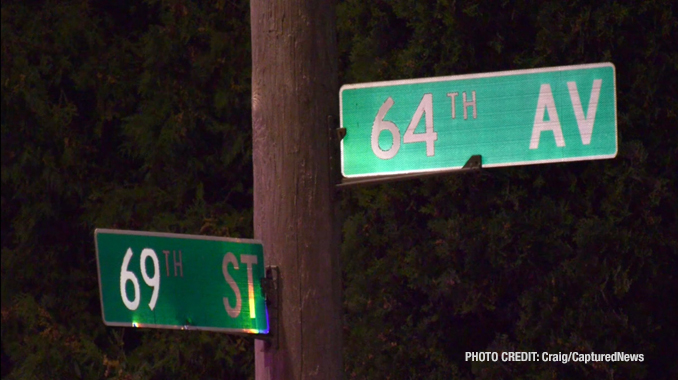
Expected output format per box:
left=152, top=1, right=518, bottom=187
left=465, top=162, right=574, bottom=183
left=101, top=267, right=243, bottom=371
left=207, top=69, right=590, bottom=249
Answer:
left=340, top=62, right=617, bottom=178
left=94, top=229, right=268, bottom=334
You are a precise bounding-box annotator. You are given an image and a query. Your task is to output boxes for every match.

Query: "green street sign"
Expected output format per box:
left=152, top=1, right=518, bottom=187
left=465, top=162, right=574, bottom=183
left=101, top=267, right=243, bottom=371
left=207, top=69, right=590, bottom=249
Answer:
left=340, top=62, right=617, bottom=177
left=94, top=229, right=268, bottom=334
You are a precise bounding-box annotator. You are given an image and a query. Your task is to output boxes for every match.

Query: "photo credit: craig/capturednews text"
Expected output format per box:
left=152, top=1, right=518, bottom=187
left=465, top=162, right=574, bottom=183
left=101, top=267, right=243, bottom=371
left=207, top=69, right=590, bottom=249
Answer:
left=465, top=352, right=644, bottom=364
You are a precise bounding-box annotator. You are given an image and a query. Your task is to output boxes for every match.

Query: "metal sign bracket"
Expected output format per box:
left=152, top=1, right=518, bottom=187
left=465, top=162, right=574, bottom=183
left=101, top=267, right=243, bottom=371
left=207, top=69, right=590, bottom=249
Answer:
left=337, top=155, right=482, bottom=188
left=250, top=266, right=280, bottom=349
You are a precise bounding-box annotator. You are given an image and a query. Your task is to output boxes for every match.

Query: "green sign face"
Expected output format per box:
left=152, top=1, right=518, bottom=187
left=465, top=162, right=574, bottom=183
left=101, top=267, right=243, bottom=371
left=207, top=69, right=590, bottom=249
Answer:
left=340, top=63, right=617, bottom=177
left=94, top=229, right=268, bottom=334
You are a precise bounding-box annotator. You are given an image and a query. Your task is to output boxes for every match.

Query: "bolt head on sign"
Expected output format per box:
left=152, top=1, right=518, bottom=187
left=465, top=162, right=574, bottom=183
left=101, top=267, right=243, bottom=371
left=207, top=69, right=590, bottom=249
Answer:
left=94, top=229, right=268, bottom=334
left=340, top=62, right=617, bottom=177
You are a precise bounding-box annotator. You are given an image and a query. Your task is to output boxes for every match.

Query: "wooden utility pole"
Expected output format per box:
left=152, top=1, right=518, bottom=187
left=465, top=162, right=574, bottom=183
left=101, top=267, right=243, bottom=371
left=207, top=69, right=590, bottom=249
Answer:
left=250, top=0, right=341, bottom=379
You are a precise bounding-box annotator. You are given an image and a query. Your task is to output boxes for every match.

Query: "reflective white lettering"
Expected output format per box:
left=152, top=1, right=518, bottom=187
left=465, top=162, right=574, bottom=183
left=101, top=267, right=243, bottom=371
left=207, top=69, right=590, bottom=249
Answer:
left=173, top=250, right=183, bottom=277
left=222, top=252, right=242, bottom=318
left=447, top=92, right=459, bottom=119
left=463, top=91, right=477, bottom=120
left=530, top=83, right=565, bottom=149
left=371, top=97, right=400, bottom=159
left=140, top=248, right=160, bottom=310
left=568, top=79, right=602, bottom=145
left=403, top=94, right=437, bottom=156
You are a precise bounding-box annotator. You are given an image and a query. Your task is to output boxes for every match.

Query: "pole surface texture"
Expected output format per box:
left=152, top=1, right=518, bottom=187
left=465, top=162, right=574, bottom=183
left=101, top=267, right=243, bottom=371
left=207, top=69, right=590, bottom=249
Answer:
left=251, top=0, right=341, bottom=379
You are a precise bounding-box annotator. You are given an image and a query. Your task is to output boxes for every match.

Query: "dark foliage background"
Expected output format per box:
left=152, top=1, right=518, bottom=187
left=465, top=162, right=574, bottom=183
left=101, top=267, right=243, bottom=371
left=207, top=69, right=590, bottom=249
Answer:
left=2, top=0, right=676, bottom=379
left=2, top=0, right=254, bottom=378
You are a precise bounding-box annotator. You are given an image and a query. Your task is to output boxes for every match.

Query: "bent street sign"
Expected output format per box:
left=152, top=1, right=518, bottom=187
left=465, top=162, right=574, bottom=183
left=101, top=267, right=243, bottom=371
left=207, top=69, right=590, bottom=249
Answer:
left=94, top=229, right=268, bottom=334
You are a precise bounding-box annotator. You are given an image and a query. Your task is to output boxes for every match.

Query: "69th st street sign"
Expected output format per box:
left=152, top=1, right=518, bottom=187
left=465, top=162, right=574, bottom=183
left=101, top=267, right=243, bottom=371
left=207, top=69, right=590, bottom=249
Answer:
left=94, top=229, right=268, bottom=334
left=340, top=62, right=617, bottom=177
